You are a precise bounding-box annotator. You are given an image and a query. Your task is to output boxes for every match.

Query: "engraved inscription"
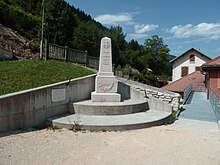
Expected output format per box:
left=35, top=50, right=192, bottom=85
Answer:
left=103, top=40, right=110, bottom=49
left=102, top=59, right=110, bottom=65
left=102, top=52, right=110, bottom=55
left=98, top=82, right=114, bottom=92
left=52, top=88, right=66, bottom=102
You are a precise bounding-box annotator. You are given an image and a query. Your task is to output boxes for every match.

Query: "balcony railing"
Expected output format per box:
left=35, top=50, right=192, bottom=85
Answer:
left=183, top=84, right=193, bottom=104
left=209, top=88, right=220, bottom=121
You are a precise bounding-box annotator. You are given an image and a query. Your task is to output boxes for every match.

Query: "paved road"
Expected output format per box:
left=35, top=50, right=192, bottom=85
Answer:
left=176, top=92, right=219, bottom=132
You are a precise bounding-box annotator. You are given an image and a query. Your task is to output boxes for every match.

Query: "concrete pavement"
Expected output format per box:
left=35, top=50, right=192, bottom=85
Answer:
left=176, top=92, right=219, bottom=132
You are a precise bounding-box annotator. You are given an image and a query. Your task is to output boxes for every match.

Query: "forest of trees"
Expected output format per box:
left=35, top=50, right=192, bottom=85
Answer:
left=0, top=0, right=173, bottom=87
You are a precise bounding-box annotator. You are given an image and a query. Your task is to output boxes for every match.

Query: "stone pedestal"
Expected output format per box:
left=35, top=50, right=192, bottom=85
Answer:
left=91, top=92, right=121, bottom=102
left=91, top=37, right=121, bottom=102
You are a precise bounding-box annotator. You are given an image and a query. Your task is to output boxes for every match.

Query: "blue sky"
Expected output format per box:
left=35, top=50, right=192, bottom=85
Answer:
left=66, top=0, right=220, bottom=58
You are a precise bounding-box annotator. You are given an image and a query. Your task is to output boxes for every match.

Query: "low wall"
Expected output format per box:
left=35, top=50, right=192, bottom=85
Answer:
left=117, top=77, right=181, bottom=111
left=117, top=81, right=172, bottom=112
left=0, top=74, right=96, bottom=132
left=148, top=97, right=173, bottom=113
left=117, top=82, right=145, bottom=101
left=0, top=74, right=176, bottom=132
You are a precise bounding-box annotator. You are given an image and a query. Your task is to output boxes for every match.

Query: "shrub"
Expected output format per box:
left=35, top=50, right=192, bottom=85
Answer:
left=115, top=65, right=122, bottom=71
left=123, top=64, right=132, bottom=75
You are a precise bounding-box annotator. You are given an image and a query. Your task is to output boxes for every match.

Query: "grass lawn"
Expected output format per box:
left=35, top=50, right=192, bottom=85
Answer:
left=0, top=60, right=94, bottom=95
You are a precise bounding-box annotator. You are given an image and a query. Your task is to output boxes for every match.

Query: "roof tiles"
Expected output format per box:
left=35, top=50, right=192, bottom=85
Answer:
left=202, top=56, right=220, bottom=67
left=161, top=71, right=205, bottom=92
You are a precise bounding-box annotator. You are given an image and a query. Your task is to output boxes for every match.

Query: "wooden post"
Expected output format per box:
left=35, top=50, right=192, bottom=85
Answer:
left=44, top=40, right=48, bottom=60
left=64, top=46, right=68, bottom=61
left=40, top=0, right=45, bottom=59
left=85, top=50, right=88, bottom=67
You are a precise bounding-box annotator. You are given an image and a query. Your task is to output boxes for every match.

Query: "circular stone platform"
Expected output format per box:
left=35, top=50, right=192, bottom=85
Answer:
left=47, top=110, right=171, bottom=131
left=72, top=99, right=149, bottom=115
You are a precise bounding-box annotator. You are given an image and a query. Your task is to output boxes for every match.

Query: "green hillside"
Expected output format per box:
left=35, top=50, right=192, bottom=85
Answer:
left=0, top=0, right=173, bottom=87
left=0, top=60, right=94, bottom=95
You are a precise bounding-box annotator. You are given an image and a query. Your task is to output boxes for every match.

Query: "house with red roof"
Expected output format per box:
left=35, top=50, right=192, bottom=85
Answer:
left=161, top=70, right=205, bottom=94
left=171, top=48, right=211, bottom=82
left=161, top=48, right=211, bottom=94
left=201, top=56, right=220, bottom=99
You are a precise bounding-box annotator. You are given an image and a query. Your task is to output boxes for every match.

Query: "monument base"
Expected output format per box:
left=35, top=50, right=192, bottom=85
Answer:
left=95, top=75, right=117, bottom=93
left=91, top=92, right=121, bottom=102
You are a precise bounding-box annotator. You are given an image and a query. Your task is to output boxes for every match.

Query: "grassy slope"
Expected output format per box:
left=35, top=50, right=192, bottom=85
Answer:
left=0, top=60, right=94, bottom=95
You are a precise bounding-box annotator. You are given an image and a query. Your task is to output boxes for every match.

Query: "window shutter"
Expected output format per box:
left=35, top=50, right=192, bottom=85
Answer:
left=181, top=67, right=188, bottom=77
left=195, top=66, right=200, bottom=71
left=189, top=54, right=195, bottom=62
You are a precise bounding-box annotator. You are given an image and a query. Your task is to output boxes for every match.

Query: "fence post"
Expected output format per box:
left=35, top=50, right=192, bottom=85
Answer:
left=85, top=50, right=88, bottom=67
left=64, top=46, right=68, bottom=61
left=44, top=40, right=48, bottom=60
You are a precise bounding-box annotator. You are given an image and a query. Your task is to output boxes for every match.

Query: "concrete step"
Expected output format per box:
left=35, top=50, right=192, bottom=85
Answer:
left=47, top=110, right=171, bottom=131
left=72, top=99, right=149, bottom=115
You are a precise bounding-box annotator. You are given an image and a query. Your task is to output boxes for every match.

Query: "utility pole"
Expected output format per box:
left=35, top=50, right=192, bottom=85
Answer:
left=40, top=0, right=45, bottom=59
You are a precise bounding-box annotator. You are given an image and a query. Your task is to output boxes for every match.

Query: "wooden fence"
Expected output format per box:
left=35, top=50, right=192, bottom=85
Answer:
left=46, top=43, right=99, bottom=69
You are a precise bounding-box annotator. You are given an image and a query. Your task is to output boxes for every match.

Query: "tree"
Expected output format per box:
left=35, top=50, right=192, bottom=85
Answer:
left=72, top=21, right=106, bottom=57
left=128, top=39, right=139, bottom=51
left=143, top=35, right=170, bottom=75
left=108, top=26, right=127, bottom=65
left=45, top=0, right=76, bottom=46
left=0, top=0, right=40, bottom=40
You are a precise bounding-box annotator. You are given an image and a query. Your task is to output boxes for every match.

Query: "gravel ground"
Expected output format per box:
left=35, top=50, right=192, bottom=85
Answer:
left=0, top=124, right=219, bottom=165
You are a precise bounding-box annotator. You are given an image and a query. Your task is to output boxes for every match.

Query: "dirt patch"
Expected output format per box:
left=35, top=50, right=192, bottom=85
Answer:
left=0, top=125, right=219, bottom=165
left=0, top=24, right=39, bottom=59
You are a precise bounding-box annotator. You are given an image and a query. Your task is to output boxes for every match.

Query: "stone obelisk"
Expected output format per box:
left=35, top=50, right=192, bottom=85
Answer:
left=91, top=37, right=121, bottom=102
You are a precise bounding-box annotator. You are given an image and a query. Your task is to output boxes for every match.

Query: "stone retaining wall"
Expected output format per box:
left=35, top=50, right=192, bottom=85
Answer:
left=0, top=74, right=179, bottom=133
left=0, top=75, right=96, bottom=132
left=117, top=77, right=181, bottom=111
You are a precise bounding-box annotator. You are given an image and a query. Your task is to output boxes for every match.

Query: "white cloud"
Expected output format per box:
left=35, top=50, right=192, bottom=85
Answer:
left=169, top=22, right=220, bottom=39
left=127, top=33, right=149, bottom=40
left=95, top=13, right=133, bottom=25
left=95, top=12, right=158, bottom=42
left=134, top=24, right=158, bottom=33
left=169, top=38, right=209, bottom=45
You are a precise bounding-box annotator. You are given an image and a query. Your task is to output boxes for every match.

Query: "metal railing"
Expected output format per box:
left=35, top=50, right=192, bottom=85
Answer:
left=209, top=88, right=220, bottom=121
left=192, top=82, right=205, bottom=92
left=183, top=84, right=193, bottom=104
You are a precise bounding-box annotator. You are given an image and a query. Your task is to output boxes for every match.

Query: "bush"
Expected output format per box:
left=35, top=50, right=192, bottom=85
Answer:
left=115, top=65, right=122, bottom=71
left=123, top=64, right=132, bottom=75
left=131, top=68, right=142, bottom=81
left=144, top=72, right=160, bottom=87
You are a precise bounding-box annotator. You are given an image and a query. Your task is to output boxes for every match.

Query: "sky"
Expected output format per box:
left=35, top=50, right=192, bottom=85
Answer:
left=66, top=0, right=220, bottom=58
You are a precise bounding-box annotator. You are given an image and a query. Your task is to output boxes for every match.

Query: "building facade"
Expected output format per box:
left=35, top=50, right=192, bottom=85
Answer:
left=171, top=48, right=211, bottom=82
left=201, top=56, right=220, bottom=99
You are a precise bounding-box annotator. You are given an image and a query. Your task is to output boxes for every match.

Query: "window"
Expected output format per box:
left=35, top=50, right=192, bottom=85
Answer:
left=195, top=66, right=200, bottom=71
left=181, top=66, right=188, bottom=77
left=189, top=54, right=195, bottom=62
